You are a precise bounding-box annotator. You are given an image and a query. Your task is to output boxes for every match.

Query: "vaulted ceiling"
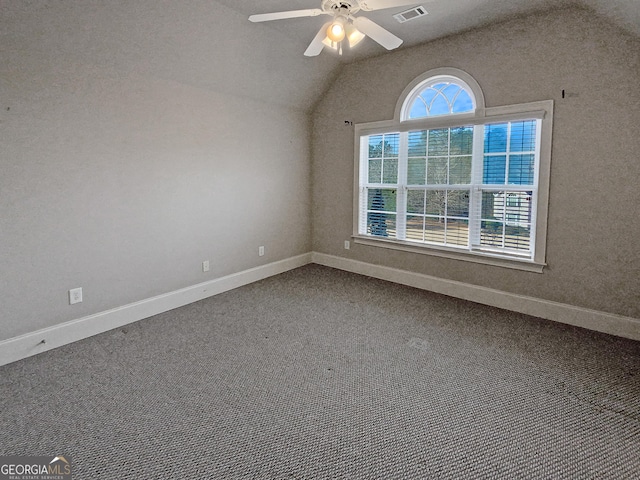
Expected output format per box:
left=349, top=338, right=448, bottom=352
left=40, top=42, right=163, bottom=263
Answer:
left=2, top=0, right=638, bottom=112
left=220, top=0, right=640, bottom=62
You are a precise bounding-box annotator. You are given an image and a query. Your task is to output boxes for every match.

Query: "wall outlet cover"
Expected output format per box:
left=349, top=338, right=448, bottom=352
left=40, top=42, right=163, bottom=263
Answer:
left=69, top=287, right=83, bottom=305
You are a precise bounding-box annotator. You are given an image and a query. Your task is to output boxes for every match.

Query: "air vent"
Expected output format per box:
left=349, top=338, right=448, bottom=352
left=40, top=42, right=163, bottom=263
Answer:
left=393, top=6, right=428, bottom=23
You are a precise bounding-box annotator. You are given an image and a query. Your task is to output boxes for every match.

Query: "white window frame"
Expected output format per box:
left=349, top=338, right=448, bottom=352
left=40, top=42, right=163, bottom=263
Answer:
left=352, top=68, right=553, bottom=273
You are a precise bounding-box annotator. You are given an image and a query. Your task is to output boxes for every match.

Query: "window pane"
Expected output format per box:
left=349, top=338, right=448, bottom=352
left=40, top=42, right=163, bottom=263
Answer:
left=425, top=218, right=445, bottom=244
left=446, top=219, right=469, bottom=246
left=369, top=133, right=399, bottom=158
left=446, top=190, right=469, bottom=217
left=408, top=131, right=427, bottom=156
left=508, top=154, right=534, bottom=185
left=483, top=155, right=506, bottom=184
left=409, top=83, right=474, bottom=119
left=425, top=190, right=446, bottom=216
left=407, top=158, right=426, bottom=184
left=505, top=191, right=532, bottom=223
left=450, top=126, right=473, bottom=155
left=385, top=215, right=397, bottom=238
left=481, top=191, right=503, bottom=220
left=383, top=158, right=398, bottom=184
left=407, top=190, right=425, bottom=214
left=504, top=224, right=531, bottom=251
left=442, top=83, right=461, bottom=103
left=428, top=129, right=449, bottom=156
left=480, top=221, right=504, bottom=247
left=369, top=135, right=383, bottom=158
left=406, top=215, right=424, bottom=241
left=367, top=213, right=396, bottom=238
left=476, top=191, right=532, bottom=252
left=510, top=120, right=536, bottom=152
left=449, top=156, right=471, bottom=184
left=427, top=157, right=448, bottom=184
left=367, top=188, right=396, bottom=239
left=430, top=93, right=451, bottom=116
left=367, top=189, right=396, bottom=211
left=452, top=89, right=473, bottom=113
left=368, top=158, right=382, bottom=183
left=385, top=133, right=400, bottom=156
left=409, top=99, right=427, bottom=119
left=419, top=88, right=438, bottom=107
left=484, top=123, right=508, bottom=153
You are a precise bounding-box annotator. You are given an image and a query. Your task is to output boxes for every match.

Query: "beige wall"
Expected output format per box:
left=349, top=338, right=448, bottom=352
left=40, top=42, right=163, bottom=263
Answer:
left=312, top=7, right=640, bottom=319
left=0, top=2, right=316, bottom=341
left=1, top=3, right=638, bottom=346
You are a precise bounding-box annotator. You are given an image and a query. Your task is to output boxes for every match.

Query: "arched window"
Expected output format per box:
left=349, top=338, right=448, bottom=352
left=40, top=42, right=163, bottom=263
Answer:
left=396, top=68, right=485, bottom=122
left=405, top=77, right=474, bottom=118
left=355, top=68, right=553, bottom=271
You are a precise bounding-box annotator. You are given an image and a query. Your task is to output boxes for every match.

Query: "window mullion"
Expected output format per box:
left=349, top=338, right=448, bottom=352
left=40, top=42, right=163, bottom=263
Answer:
left=469, top=124, right=484, bottom=248
left=529, top=118, right=543, bottom=257
left=358, top=186, right=368, bottom=235
left=444, top=128, right=451, bottom=244
left=505, top=122, right=512, bottom=185
left=396, top=132, right=409, bottom=240
left=358, top=136, right=369, bottom=235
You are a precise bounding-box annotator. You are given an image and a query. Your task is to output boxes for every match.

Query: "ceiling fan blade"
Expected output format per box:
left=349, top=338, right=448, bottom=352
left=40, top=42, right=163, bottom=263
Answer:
left=249, top=9, right=324, bottom=23
left=358, top=0, right=422, bottom=11
left=304, top=21, right=332, bottom=57
left=353, top=16, right=403, bottom=50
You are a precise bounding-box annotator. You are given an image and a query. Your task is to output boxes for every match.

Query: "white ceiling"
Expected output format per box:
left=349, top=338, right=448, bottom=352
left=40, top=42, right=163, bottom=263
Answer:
left=218, top=0, right=640, bottom=62
left=2, top=0, right=638, bottom=112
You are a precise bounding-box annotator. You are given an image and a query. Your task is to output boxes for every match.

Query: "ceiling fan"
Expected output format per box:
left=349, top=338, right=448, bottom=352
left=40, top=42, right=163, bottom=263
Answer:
left=249, top=0, right=421, bottom=56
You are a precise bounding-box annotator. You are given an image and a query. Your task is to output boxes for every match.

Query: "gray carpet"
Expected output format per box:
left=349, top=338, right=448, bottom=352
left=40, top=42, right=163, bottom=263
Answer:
left=1, top=264, right=639, bottom=479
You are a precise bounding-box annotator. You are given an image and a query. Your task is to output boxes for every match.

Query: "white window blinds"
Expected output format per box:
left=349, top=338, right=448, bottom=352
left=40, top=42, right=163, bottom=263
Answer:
left=358, top=119, right=542, bottom=260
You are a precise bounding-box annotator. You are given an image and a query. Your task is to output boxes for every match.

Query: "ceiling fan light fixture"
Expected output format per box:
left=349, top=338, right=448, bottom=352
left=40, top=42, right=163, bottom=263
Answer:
left=345, top=24, right=365, bottom=47
left=322, top=36, right=339, bottom=49
left=250, top=0, right=408, bottom=57
left=326, top=18, right=346, bottom=42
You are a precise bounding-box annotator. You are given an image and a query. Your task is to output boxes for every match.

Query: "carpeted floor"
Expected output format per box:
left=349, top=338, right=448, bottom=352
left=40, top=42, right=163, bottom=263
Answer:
left=1, top=264, right=639, bottom=479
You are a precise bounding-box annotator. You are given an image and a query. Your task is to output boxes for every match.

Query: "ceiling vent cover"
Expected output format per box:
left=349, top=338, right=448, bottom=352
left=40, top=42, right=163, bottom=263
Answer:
left=393, top=6, right=427, bottom=23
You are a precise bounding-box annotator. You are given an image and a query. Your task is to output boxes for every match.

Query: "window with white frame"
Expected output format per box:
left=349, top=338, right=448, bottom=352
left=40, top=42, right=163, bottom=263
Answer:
left=354, top=68, right=553, bottom=271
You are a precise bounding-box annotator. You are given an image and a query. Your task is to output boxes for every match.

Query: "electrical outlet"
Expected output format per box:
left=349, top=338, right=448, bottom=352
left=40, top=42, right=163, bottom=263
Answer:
left=202, top=260, right=210, bottom=272
left=258, top=246, right=265, bottom=257
left=69, top=287, right=83, bottom=305
left=344, top=240, right=350, bottom=250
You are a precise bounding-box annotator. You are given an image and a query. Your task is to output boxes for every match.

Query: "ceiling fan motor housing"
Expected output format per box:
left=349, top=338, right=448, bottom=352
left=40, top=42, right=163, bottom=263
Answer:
left=321, top=0, right=361, bottom=15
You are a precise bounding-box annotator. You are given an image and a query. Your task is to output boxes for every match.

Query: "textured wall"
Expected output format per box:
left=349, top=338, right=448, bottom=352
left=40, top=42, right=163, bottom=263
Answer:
left=311, top=7, right=640, bottom=318
left=0, top=2, right=314, bottom=340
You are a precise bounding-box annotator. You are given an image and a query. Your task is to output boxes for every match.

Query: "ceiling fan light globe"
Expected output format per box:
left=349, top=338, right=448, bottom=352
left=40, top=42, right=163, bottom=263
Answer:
left=345, top=24, right=365, bottom=47
left=327, top=22, right=346, bottom=42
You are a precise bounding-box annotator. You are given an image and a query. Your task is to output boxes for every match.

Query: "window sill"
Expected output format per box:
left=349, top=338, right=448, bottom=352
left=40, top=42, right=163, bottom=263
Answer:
left=352, top=235, right=546, bottom=273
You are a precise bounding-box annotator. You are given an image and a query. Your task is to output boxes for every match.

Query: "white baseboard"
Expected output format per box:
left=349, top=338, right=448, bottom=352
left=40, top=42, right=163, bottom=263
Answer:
left=3, top=251, right=637, bottom=367
left=312, top=252, right=640, bottom=341
left=0, top=253, right=312, bottom=367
